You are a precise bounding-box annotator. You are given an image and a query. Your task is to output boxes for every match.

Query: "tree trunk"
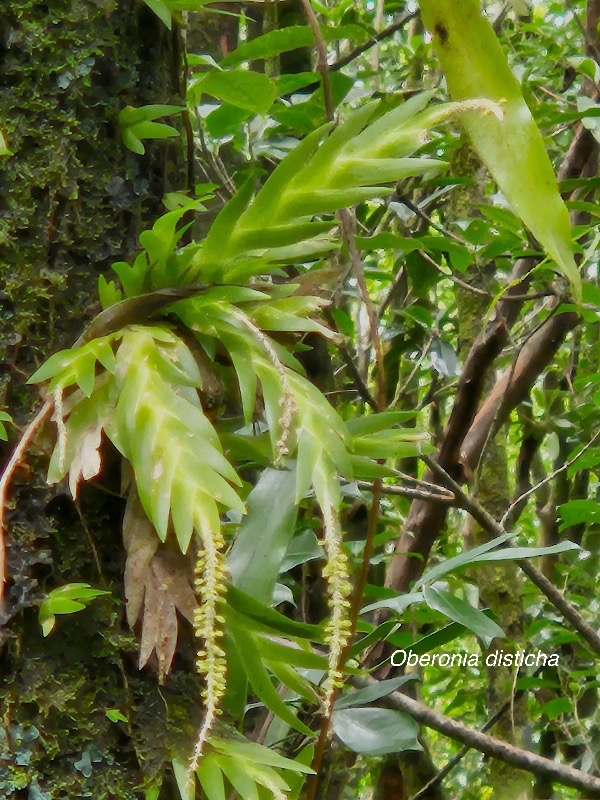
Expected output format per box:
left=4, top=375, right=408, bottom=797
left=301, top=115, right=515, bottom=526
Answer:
left=0, top=3, right=196, bottom=797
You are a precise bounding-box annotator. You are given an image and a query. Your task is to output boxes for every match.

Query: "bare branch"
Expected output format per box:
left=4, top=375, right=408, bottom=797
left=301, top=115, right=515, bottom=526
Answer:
left=501, top=430, right=600, bottom=528
left=353, top=675, right=600, bottom=796
left=330, top=11, right=417, bottom=72
left=422, top=455, right=600, bottom=656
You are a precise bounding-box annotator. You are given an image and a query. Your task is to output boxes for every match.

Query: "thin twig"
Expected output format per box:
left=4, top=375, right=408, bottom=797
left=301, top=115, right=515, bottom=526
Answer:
left=395, top=194, right=468, bottom=245
left=330, top=11, right=417, bottom=72
left=354, top=479, right=454, bottom=504
left=325, top=309, right=378, bottom=411
left=500, top=430, right=600, bottom=527
left=392, top=335, right=434, bottom=408
left=301, top=0, right=333, bottom=119
left=418, top=249, right=491, bottom=297
left=352, top=675, right=600, bottom=796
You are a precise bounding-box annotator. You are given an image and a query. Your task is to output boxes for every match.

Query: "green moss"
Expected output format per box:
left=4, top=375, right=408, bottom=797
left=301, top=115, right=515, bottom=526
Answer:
left=0, top=3, right=193, bottom=796
left=0, top=0, right=184, bottom=408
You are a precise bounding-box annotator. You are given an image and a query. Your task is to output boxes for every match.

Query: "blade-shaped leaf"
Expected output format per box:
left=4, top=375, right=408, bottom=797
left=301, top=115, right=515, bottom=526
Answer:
left=419, top=0, right=581, bottom=300
left=334, top=676, right=419, bottom=711
left=211, top=737, right=315, bottom=773
left=229, top=622, right=313, bottom=736
left=423, top=586, right=505, bottom=641
left=332, top=707, right=422, bottom=756
left=414, top=532, right=514, bottom=589
left=196, top=756, right=225, bottom=800
left=228, top=467, right=298, bottom=604
left=194, top=70, right=277, bottom=115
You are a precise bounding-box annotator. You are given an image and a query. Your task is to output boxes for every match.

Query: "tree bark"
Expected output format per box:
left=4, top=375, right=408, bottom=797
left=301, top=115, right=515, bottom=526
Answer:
left=0, top=3, right=198, bottom=797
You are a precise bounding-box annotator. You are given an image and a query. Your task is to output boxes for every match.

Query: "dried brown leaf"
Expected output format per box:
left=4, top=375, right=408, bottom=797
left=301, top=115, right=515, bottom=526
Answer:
left=123, top=488, right=196, bottom=682
left=123, top=490, right=159, bottom=627
left=68, top=426, right=103, bottom=498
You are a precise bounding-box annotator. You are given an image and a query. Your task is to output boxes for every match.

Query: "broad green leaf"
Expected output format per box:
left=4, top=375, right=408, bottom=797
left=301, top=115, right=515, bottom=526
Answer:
left=0, top=130, right=12, bottom=157
left=228, top=467, right=298, bottom=604
left=172, top=757, right=195, bottom=800
left=349, top=620, right=400, bottom=657
left=288, top=748, right=315, bottom=799
left=106, top=709, right=128, bottom=723
left=272, top=583, right=295, bottom=606
left=142, top=0, right=172, bottom=28
left=387, top=621, right=468, bottom=655
left=226, top=586, right=324, bottom=641
left=416, top=534, right=580, bottom=586
left=559, top=499, right=600, bottom=530
left=346, top=411, right=418, bottom=436
left=119, top=104, right=184, bottom=126
left=334, top=676, right=419, bottom=711
left=196, top=756, right=225, bottom=800
left=38, top=583, right=109, bottom=637
left=221, top=25, right=369, bottom=67
left=206, top=103, right=253, bottom=138
left=216, top=756, right=259, bottom=800
left=414, top=532, right=514, bottom=588
left=540, top=696, right=573, bottom=721
left=229, top=622, right=313, bottom=736
left=468, top=541, right=581, bottom=562
left=0, top=410, right=12, bottom=441
left=211, top=738, right=315, bottom=773
left=145, top=783, right=162, bottom=800
left=244, top=762, right=291, bottom=794
left=128, top=120, right=179, bottom=141
left=349, top=455, right=398, bottom=479
left=221, top=26, right=315, bottom=66
left=423, top=586, right=505, bottom=641
left=361, top=591, right=423, bottom=616
left=276, top=72, right=319, bottom=96
left=268, top=661, right=320, bottom=704
left=119, top=105, right=182, bottom=153
left=419, top=0, right=581, bottom=300
left=121, top=127, right=144, bottom=154
left=332, top=708, right=422, bottom=756
left=352, top=430, right=431, bottom=461
left=194, top=70, right=277, bottom=115
left=256, top=637, right=329, bottom=670
left=280, top=529, right=323, bottom=572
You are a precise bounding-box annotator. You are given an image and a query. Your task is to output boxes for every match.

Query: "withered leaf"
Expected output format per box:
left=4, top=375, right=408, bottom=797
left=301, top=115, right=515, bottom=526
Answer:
left=123, top=488, right=196, bottom=683
left=123, top=489, right=159, bottom=628
left=68, top=425, right=103, bottom=499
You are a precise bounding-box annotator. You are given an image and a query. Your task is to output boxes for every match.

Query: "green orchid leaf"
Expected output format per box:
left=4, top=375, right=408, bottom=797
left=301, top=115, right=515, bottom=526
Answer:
left=228, top=467, right=298, bottom=604
left=423, top=586, right=505, bottom=641
left=419, top=0, right=581, bottom=300
left=193, top=70, right=277, bottom=115
left=229, top=622, right=313, bottom=736
left=332, top=707, right=422, bottom=756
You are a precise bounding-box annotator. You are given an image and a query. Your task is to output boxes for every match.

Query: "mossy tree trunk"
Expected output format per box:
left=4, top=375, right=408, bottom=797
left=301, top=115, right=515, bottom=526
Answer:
left=0, top=3, right=200, bottom=797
